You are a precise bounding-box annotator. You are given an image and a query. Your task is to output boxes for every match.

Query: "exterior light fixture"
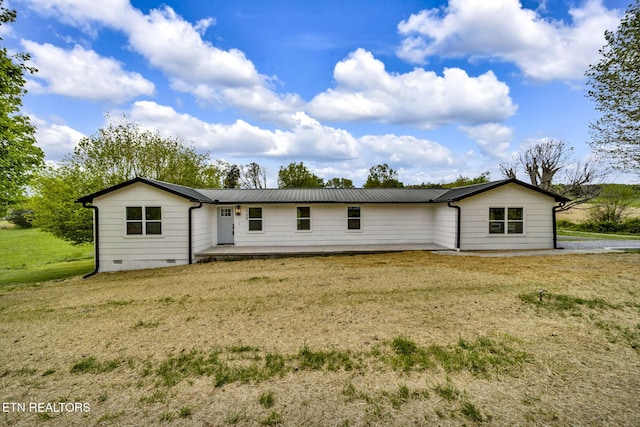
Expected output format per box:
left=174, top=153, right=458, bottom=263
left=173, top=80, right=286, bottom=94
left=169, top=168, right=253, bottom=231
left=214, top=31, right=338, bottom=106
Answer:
left=235, top=205, right=241, bottom=216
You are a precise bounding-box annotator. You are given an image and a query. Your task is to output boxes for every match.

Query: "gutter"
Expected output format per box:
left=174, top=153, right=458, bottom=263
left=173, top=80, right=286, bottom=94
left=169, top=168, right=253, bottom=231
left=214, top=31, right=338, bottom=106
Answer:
left=552, top=202, right=566, bottom=249
left=188, top=202, right=203, bottom=264
left=81, top=202, right=99, bottom=278
left=447, top=202, right=461, bottom=251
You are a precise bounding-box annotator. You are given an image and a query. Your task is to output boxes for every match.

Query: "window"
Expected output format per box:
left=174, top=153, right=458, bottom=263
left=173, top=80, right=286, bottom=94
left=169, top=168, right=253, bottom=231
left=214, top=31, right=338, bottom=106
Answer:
left=347, top=206, right=361, bottom=230
left=126, top=206, right=161, bottom=235
left=248, top=207, right=262, bottom=231
left=489, top=207, right=523, bottom=234
left=220, top=208, right=232, bottom=217
left=297, top=206, right=311, bottom=231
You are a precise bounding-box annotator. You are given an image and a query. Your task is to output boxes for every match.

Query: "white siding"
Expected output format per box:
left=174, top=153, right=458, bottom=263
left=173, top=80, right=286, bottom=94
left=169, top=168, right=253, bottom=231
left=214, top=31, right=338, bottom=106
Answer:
left=192, top=205, right=212, bottom=255
left=456, top=183, right=556, bottom=250
left=233, top=203, right=433, bottom=246
left=88, top=181, right=562, bottom=272
left=432, top=204, right=457, bottom=249
left=93, top=183, right=196, bottom=272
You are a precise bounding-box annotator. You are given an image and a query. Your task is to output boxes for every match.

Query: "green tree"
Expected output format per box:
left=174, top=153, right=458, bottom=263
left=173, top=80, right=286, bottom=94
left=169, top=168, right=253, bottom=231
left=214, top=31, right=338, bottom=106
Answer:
left=277, top=162, right=324, bottom=188
left=30, top=116, right=223, bottom=244
left=69, top=116, right=222, bottom=188
left=223, top=164, right=240, bottom=188
left=407, top=172, right=490, bottom=188
left=363, top=164, right=404, bottom=188
left=0, top=1, right=44, bottom=216
left=6, top=208, right=33, bottom=228
left=449, top=172, right=491, bottom=187
left=586, top=0, right=640, bottom=174
left=324, top=177, right=355, bottom=188
left=29, top=165, right=95, bottom=243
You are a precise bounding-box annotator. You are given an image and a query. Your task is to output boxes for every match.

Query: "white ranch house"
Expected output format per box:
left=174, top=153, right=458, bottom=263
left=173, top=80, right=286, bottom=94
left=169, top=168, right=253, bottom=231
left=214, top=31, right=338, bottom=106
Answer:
left=77, top=177, right=570, bottom=274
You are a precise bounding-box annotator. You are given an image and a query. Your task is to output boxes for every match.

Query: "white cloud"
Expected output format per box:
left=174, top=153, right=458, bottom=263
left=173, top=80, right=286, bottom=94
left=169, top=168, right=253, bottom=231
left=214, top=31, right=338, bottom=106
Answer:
left=0, top=22, right=13, bottom=38
left=460, top=123, right=513, bottom=160
left=220, top=86, right=304, bottom=125
left=19, top=0, right=134, bottom=37
left=125, top=6, right=261, bottom=88
left=22, top=0, right=301, bottom=119
left=129, top=101, right=275, bottom=154
left=31, top=115, right=86, bottom=160
left=30, top=98, right=473, bottom=186
left=397, top=0, right=622, bottom=81
left=128, top=101, right=461, bottom=174
left=22, top=41, right=155, bottom=102
left=360, top=134, right=454, bottom=168
left=128, top=101, right=358, bottom=160
left=308, top=49, right=516, bottom=128
left=124, top=6, right=302, bottom=119
left=269, top=112, right=360, bottom=160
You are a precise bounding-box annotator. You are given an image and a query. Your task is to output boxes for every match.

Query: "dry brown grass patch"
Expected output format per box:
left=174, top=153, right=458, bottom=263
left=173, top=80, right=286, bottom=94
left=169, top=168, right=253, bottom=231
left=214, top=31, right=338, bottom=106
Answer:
left=1, top=252, right=639, bottom=425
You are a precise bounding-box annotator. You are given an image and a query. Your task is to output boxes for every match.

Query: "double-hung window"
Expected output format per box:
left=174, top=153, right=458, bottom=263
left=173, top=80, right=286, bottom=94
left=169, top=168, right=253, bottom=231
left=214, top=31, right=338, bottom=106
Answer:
left=347, top=206, right=361, bottom=230
left=297, top=207, right=311, bottom=231
left=248, top=207, right=263, bottom=231
left=489, top=207, right=523, bottom=234
left=126, top=206, right=162, bottom=235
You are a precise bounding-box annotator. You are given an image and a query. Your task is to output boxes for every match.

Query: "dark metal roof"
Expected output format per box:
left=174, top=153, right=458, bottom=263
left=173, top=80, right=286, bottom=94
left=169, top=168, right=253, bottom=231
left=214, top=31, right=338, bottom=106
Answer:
left=76, top=177, right=570, bottom=205
left=76, top=177, right=213, bottom=203
left=434, top=178, right=570, bottom=203
left=196, top=188, right=449, bottom=204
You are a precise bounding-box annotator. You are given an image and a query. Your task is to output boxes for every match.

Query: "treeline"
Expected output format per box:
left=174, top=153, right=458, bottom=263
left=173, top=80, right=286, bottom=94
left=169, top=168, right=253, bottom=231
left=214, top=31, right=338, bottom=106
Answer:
left=557, top=183, right=640, bottom=235
left=558, top=218, right=640, bottom=235
left=10, top=119, right=492, bottom=244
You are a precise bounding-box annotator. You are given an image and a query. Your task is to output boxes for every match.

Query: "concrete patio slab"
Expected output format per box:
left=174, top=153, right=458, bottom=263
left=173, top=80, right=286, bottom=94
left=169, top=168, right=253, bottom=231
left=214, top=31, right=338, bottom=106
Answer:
left=195, top=243, right=448, bottom=261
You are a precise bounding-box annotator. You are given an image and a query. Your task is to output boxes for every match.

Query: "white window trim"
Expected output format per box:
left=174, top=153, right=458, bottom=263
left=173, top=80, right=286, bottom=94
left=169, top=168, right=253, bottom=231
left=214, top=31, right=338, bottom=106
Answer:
left=123, top=205, right=164, bottom=238
left=247, top=206, right=264, bottom=233
left=296, top=206, right=312, bottom=232
left=347, top=206, right=362, bottom=232
left=488, top=207, right=525, bottom=236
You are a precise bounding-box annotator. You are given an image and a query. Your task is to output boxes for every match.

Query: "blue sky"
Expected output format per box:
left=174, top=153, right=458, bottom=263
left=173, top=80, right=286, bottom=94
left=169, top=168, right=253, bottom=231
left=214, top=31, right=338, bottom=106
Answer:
left=3, top=0, right=632, bottom=186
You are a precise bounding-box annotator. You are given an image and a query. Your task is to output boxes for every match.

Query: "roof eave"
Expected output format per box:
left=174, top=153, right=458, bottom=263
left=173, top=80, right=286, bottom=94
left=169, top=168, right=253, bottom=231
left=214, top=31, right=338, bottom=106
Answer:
left=442, top=179, right=571, bottom=203
left=75, top=177, right=206, bottom=204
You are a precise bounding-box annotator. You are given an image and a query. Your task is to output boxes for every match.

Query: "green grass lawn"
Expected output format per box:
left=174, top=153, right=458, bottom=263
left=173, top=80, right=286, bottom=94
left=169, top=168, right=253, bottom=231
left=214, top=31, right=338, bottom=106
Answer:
left=0, top=223, right=94, bottom=286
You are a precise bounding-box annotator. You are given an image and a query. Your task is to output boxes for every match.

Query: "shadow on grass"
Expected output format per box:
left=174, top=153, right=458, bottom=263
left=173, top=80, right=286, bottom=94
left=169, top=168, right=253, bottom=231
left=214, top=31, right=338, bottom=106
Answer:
left=0, top=259, right=94, bottom=288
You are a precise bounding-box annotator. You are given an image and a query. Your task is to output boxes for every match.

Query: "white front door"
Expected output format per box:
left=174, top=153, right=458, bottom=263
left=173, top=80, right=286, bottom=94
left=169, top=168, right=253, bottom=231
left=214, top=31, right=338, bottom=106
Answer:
left=217, top=207, right=234, bottom=244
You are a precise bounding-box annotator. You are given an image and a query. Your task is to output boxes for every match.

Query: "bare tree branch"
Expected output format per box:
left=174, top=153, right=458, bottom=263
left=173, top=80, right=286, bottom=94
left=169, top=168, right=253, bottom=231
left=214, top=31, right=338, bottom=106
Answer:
left=506, top=139, right=606, bottom=210
left=499, top=161, right=518, bottom=179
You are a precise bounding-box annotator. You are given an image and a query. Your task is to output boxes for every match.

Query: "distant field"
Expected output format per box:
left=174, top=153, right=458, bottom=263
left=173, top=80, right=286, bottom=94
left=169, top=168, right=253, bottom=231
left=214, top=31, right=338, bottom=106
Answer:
left=556, top=205, right=640, bottom=223
left=0, top=225, right=94, bottom=286
left=1, top=252, right=638, bottom=426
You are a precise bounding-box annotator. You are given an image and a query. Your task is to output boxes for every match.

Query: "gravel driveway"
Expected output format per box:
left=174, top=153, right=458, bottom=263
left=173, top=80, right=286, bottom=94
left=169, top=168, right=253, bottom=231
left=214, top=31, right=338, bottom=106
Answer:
left=441, top=236, right=640, bottom=257
left=557, top=237, right=640, bottom=250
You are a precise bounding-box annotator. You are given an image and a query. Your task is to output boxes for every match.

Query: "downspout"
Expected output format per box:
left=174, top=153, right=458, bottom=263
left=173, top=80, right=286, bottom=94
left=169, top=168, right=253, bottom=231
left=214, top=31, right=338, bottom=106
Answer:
left=447, top=202, right=461, bottom=251
left=188, top=202, right=203, bottom=264
left=82, top=202, right=99, bottom=278
left=552, top=202, right=566, bottom=249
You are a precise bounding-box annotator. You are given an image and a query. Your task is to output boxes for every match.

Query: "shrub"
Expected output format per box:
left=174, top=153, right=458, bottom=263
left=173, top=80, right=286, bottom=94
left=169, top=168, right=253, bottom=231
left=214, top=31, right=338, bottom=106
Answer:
left=556, top=219, right=580, bottom=230
left=592, top=221, right=622, bottom=233
left=558, top=217, right=640, bottom=235
left=623, top=217, right=640, bottom=234
left=6, top=209, right=34, bottom=228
